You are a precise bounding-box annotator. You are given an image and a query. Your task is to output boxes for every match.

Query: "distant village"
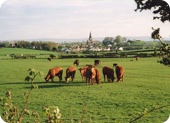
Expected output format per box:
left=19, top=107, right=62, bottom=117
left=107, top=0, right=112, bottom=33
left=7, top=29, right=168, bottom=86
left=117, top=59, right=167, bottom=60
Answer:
left=0, top=32, right=168, bottom=53
left=0, top=32, right=126, bottom=52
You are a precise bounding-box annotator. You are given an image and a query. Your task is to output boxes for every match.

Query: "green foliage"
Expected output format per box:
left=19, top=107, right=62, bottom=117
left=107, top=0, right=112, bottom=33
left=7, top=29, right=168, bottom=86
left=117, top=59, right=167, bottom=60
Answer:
left=0, top=68, right=63, bottom=123
left=43, top=106, right=62, bottom=123
left=50, top=54, right=56, bottom=59
left=102, top=37, right=114, bottom=46
left=134, top=0, right=170, bottom=22
left=25, top=68, right=43, bottom=87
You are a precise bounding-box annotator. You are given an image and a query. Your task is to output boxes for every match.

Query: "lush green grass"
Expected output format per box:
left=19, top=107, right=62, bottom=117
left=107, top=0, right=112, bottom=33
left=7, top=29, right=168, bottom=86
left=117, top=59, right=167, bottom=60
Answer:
left=0, top=48, right=57, bottom=59
left=0, top=48, right=169, bottom=123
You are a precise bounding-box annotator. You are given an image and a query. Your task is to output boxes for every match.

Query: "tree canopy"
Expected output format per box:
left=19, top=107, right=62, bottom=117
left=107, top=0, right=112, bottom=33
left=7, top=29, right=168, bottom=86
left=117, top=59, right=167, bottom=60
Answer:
left=134, top=0, right=170, bottom=22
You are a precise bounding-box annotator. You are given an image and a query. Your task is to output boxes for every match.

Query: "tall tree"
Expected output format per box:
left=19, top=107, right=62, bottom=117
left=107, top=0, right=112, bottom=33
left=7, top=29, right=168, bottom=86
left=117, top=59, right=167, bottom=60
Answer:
left=102, top=37, right=114, bottom=46
left=114, top=35, right=123, bottom=44
left=134, top=0, right=170, bottom=22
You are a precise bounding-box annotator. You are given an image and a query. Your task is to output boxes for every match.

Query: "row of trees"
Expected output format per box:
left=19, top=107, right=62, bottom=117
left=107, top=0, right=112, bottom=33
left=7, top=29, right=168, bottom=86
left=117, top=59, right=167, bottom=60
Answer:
left=102, top=35, right=127, bottom=47
left=0, top=38, right=163, bottom=52
left=0, top=41, right=59, bottom=51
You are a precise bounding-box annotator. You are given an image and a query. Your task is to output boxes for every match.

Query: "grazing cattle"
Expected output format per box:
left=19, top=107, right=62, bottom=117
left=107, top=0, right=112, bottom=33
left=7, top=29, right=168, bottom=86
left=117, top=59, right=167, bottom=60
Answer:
left=113, top=64, right=124, bottom=82
left=95, top=68, right=100, bottom=84
left=78, top=66, right=88, bottom=81
left=74, top=60, right=79, bottom=66
left=136, top=56, right=139, bottom=61
left=65, top=66, right=76, bottom=83
left=44, top=66, right=63, bottom=82
left=47, top=57, right=51, bottom=61
left=86, top=66, right=96, bottom=85
left=102, top=66, right=115, bottom=82
left=85, top=66, right=100, bottom=85
left=94, top=60, right=101, bottom=66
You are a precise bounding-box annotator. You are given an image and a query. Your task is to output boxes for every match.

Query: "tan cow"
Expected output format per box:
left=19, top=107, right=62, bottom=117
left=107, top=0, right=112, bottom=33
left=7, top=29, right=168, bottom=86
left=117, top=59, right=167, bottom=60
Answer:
left=65, top=66, right=76, bottom=83
left=44, top=66, right=63, bottom=82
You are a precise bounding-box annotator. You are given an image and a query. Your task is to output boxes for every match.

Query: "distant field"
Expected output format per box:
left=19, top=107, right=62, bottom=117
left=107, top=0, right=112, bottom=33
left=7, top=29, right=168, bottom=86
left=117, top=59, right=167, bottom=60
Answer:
left=0, top=48, right=57, bottom=59
left=0, top=48, right=169, bottom=123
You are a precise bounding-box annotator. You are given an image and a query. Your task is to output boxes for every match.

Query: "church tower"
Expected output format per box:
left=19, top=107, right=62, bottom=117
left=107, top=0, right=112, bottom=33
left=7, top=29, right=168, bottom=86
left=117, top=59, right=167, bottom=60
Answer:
left=89, top=31, right=93, bottom=43
left=87, top=31, right=93, bottom=46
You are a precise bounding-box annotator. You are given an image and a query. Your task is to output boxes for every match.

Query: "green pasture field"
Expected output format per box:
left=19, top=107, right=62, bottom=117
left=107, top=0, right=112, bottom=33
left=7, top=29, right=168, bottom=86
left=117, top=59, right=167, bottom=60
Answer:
left=0, top=48, right=170, bottom=123
left=0, top=48, right=57, bottom=59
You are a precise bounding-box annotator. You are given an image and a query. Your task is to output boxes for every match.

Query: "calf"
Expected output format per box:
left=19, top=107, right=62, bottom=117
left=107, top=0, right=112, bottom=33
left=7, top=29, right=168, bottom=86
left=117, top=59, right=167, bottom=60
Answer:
left=44, top=66, right=63, bottom=82
left=102, top=66, right=115, bottom=82
left=113, top=64, right=124, bottom=82
left=78, top=66, right=88, bottom=81
left=65, top=66, right=76, bottom=83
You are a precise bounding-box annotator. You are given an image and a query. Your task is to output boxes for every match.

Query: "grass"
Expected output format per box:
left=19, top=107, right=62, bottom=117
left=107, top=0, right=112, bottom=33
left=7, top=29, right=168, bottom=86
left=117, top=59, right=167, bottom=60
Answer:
left=0, top=48, right=170, bottom=123
left=0, top=48, right=57, bottom=59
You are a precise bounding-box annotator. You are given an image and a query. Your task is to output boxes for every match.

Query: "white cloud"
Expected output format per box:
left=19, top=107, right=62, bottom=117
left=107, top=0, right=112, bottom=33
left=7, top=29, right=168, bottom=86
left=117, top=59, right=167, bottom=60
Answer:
left=0, top=0, right=7, bottom=7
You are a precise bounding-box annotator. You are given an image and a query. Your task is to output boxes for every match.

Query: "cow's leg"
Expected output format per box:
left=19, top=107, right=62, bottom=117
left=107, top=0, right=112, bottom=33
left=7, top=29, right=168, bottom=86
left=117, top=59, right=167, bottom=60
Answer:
left=103, top=75, right=106, bottom=82
left=51, top=76, right=54, bottom=82
left=86, top=77, right=90, bottom=85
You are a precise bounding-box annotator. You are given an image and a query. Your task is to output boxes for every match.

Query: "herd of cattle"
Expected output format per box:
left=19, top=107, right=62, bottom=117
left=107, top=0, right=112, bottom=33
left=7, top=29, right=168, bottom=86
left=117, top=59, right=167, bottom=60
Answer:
left=44, top=60, right=124, bottom=85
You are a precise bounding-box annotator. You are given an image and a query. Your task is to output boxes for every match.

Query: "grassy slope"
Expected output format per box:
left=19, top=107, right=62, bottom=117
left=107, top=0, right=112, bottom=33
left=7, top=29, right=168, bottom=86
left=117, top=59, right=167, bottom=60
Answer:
left=0, top=48, right=56, bottom=59
left=0, top=48, right=169, bottom=123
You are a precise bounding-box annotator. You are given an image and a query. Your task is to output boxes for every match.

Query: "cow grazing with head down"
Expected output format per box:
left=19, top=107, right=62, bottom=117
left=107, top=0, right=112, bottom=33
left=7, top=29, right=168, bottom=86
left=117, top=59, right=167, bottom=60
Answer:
left=113, top=63, right=124, bottom=82
left=78, top=64, right=95, bottom=81
left=102, top=66, right=115, bottom=82
left=74, top=60, right=79, bottom=66
left=44, top=66, right=63, bottom=82
left=85, top=66, right=100, bottom=85
left=65, top=66, right=76, bottom=83
left=94, top=60, right=101, bottom=66
left=78, top=66, right=88, bottom=81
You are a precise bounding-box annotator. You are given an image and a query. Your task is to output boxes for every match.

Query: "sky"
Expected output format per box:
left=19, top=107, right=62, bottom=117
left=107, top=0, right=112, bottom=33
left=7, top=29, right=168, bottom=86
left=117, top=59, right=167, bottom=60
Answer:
left=0, top=0, right=169, bottom=41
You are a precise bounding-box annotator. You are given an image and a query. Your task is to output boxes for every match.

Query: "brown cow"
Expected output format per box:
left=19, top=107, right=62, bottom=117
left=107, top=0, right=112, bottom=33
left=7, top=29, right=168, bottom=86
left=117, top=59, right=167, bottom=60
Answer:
left=44, top=66, right=63, bottom=82
left=73, top=60, right=79, bottom=66
left=102, top=66, right=115, bottom=82
left=65, top=66, right=76, bottom=83
left=86, top=66, right=96, bottom=85
left=78, top=66, right=88, bottom=81
left=85, top=66, right=100, bottom=85
left=95, top=68, right=100, bottom=84
left=113, top=64, right=124, bottom=82
left=94, top=60, right=101, bottom=66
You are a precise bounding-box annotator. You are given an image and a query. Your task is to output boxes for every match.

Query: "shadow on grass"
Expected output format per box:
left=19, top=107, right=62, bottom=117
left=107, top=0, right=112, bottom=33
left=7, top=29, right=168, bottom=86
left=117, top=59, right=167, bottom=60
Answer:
left=1, top=80, right=104, bottom=89
left=25, top=81, right=88, bottom=89
left=0, top=81, right=45, bottom=85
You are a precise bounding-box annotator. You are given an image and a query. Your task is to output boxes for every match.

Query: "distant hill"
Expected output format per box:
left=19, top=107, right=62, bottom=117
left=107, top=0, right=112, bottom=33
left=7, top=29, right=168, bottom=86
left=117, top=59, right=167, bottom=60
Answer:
left=1, top=36, right=169, bottom=42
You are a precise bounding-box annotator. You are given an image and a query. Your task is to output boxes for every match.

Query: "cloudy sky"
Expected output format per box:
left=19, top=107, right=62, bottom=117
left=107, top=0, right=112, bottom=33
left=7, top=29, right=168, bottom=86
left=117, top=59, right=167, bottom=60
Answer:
left=0, top=0, right=169, bottom=40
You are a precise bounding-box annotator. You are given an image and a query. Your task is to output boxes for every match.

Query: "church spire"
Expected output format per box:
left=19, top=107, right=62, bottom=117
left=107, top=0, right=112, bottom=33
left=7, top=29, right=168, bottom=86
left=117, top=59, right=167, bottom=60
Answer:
left=89, top=31, right=92, bottom=42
